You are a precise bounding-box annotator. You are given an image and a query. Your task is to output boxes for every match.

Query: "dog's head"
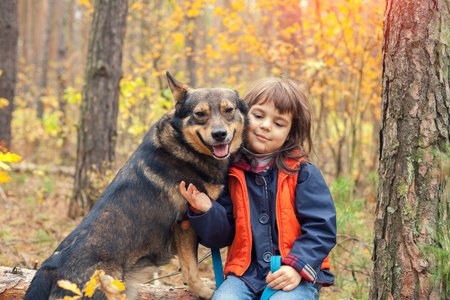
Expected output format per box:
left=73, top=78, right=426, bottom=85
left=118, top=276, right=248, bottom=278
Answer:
left=167, top=71, right=248, bottom=160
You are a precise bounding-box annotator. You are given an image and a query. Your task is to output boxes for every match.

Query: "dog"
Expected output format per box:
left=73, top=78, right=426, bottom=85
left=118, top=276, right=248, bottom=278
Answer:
left=24, top=71, right=248, bottom=300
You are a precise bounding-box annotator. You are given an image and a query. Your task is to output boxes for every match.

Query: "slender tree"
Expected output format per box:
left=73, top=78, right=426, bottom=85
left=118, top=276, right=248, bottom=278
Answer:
left=35, top=0, right=55, bottom=118
left=70, top=0, right=128, bottom=218
left=0, top=0, right=18, bottom=150
left=56, top=0, right=70, bottom=161
left=371, top=0, right=450, bottom=299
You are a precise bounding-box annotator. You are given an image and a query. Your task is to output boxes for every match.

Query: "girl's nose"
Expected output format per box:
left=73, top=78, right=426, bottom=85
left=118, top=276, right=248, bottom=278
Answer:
left=260, top=120, right=271, bottom=131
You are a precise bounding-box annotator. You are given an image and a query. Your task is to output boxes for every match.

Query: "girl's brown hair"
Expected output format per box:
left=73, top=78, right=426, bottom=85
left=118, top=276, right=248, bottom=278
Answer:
left=237, top=77, right=313, bottom=174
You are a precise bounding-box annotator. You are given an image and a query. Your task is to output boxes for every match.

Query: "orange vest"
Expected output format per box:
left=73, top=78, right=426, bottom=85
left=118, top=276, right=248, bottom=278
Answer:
left=223, top=164, right=330, bottom=276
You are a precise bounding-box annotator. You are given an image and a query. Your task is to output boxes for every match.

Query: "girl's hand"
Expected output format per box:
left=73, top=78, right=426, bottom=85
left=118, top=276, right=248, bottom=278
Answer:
left=266, top=265, right=302, bottom=292
left=179, top=181, right=212, bottom=213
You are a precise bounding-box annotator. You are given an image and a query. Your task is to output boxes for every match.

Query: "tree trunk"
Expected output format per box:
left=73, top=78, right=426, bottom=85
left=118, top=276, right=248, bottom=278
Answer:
left=371, top=0, right=450, bottom=299
left=56, top=0, right=71, bottom=162
left=0, top=0, right=18, bottom=151
left=36, top=0, right=56, bottom=118
left=18, top=0, right=31, bottom=65
left=70, top=0, right=128, bottom=218
left=0, top=266, right=198, bottom=300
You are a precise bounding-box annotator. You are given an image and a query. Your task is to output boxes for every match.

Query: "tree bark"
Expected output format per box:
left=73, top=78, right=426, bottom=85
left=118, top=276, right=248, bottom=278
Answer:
left=18, top=0, right=31, bottom=65
left=0, top=267, right=198, bottom=300
left=371, top=0, right=450, bottom=299
left=0, top=0, right=18, bottom=151
left=56, top=0, right=71, bottom=162
left=36, top=0, right=56, bottom=118
left=70, top=0, right=128, bottom=218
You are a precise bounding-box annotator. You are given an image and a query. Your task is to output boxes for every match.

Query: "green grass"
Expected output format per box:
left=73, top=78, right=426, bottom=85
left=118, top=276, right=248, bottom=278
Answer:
left=329, top=175, right=375, bottom=299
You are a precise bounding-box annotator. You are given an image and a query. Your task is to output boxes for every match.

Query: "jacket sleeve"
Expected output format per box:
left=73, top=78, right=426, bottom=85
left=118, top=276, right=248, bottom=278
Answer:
left=281, top=162, right=337, bottom=282
left=187, top=182, right=235, bottom=249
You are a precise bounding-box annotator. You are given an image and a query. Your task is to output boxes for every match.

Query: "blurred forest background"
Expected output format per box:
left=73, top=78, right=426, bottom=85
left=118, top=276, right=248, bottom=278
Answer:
left=1, top=0, right=384, bottom=298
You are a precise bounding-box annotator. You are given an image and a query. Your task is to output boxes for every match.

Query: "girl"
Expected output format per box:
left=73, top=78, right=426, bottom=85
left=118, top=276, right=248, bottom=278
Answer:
left=179, top=77, right=336, bottom=300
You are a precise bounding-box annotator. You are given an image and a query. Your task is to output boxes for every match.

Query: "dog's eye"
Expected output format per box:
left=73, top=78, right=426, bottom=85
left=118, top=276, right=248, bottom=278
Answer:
left=195, top=111, right=205, bottom=118
left=225, top=108, right=234, bottom=114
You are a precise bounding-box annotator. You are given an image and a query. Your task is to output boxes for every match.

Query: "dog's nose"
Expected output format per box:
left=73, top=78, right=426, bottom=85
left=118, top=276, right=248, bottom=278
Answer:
left=212, top=129, right=227, bottom=142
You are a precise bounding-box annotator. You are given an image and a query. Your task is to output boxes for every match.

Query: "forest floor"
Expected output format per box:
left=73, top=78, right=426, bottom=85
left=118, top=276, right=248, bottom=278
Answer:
left=1, top=169, right=370, bottom=299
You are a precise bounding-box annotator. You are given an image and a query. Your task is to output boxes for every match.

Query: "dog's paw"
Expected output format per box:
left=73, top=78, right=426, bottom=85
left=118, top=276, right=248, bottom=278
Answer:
left=201, top=277, right=217, bottom=290
left=189, top=279, right=215, bottom=299
left=196, top=287, right=215, bottom=300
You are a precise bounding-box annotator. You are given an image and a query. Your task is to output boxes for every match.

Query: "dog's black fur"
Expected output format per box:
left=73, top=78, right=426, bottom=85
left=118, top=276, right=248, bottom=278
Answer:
left=24, top=72, right=247, bottom=300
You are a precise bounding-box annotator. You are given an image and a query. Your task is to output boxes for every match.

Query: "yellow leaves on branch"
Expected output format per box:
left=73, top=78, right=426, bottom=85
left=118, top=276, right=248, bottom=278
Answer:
left=129, top=2, right=144, bottom=11
left=223, top=13, right=243, bottom=33
left=77, top=0, right=94, bottom=14
left=77, top=0, right=92, bottom=9
left=171, top=32, right=185, bottom=47
left=0, top=152, right=22, bottom=184
left=57, top=270, right=126, bottom=300
left=184, top=0, right=214, bottom=18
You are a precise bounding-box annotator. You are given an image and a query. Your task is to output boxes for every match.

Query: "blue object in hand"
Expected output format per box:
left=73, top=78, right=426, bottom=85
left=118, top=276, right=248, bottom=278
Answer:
left=260, top=255, right=282, bottom=300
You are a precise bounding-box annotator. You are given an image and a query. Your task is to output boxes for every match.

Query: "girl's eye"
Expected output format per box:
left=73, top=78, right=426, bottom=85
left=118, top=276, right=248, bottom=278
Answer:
left=195, top=112, right=205, bottom=118
left=275, top=122, right=283, bottom=127
left=225, top=108, right=234, bottom=114
left=253, top=114, right=263, bottom=119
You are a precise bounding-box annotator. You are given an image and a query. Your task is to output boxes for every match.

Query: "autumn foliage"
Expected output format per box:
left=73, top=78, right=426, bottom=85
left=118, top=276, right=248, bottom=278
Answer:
left=0, top=152, right=22, bottom=183
left=12, top=0, right=383, bottom=180
left=2, top=0, right=384, bottom=298
left=58, top=269, right=126, bottom=300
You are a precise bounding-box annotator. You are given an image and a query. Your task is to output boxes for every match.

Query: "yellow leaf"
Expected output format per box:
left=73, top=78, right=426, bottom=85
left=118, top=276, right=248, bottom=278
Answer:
left=0, top=152, right=22, bottom=163
left=78, top=0, right=92, bottom=8
left=326, top=58, right=335, bottom=66
left=0, top=161, right=11, bottom=171
left=0, top=98, right=9, bottom=109
left=57, top=280, right=82, bottom=296
left=130, top=2, right=143, bottom=10
left=32, top=169, right=45, bottom=177
left=213, top=7, right=225, bottom=16
left=231, top=1, right=245, bottom=10
left=83, top=277, right=97, bottom=297
left=171, top=33, right=185, bottom=46
left=111, top=280, right=126, bottom=291
left=271, top=67, right=282, bottom=74
left=84, top=270, right=103, bottom=296
left=0, top=170, right=12, bottom=183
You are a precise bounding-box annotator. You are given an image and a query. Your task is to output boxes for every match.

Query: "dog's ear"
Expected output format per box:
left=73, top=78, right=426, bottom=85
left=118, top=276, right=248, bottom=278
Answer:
left=166, top=71, right=191, bottom=105
left=234, top=90, right=248, bottom=114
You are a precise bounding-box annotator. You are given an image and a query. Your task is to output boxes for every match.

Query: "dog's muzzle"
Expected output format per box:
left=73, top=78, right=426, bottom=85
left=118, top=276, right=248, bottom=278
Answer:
left=197, top=130, right=236, bottom=159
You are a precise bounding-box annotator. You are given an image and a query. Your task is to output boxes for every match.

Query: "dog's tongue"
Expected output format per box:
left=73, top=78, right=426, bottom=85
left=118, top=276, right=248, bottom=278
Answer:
left=213, top=144, right=229, bottom=158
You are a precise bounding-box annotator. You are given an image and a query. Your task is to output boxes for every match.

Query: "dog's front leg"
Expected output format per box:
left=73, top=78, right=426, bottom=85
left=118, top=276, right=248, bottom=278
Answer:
left=173, top=222, right=215, bottom=300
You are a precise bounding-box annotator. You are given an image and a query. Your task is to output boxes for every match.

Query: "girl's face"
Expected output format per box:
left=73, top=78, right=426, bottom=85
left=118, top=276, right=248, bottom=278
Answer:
left=246, top=100, right=292, bottom=154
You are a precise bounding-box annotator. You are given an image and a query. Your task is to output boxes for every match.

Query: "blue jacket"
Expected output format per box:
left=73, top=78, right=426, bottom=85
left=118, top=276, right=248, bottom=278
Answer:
left=189, top=162, right=336, bottom=293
